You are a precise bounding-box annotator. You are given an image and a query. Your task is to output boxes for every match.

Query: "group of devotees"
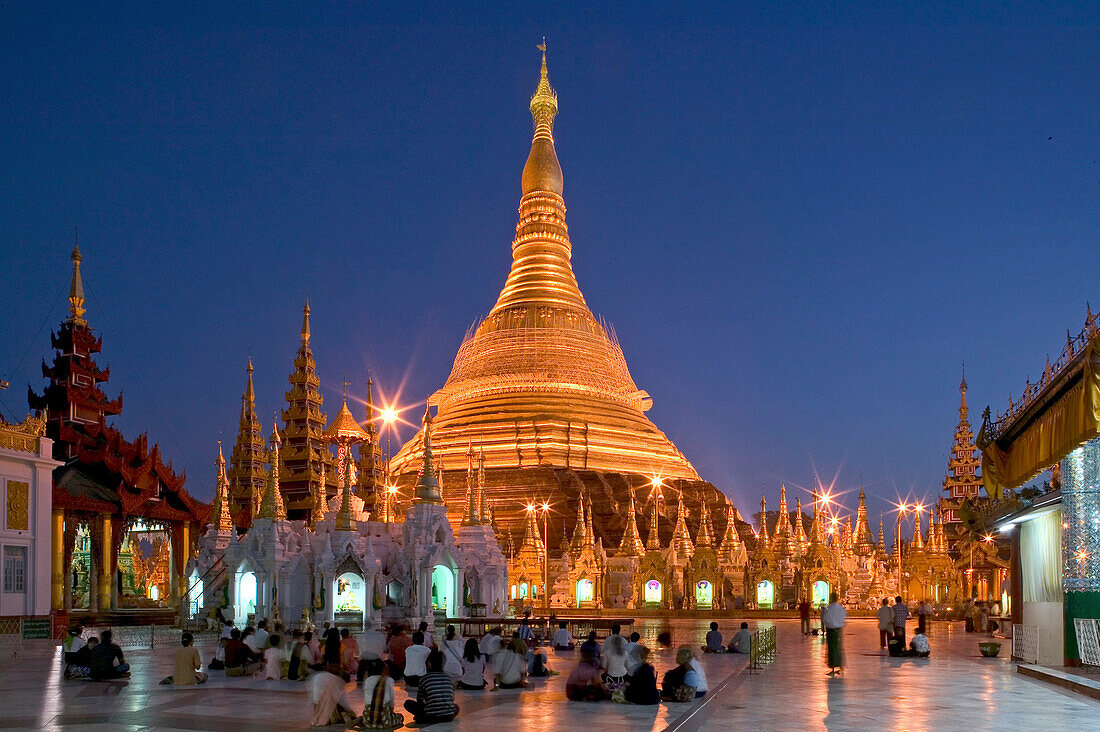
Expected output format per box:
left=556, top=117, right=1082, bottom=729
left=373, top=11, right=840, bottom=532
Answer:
left=60, top=617, right=756, bottom=728
left=810, top=593, right=933, bottom=675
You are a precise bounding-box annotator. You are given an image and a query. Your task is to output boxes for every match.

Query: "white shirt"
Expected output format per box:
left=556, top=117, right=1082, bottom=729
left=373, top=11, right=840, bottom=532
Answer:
left=911, top=634, right=930, bottom=654
left=362, top=675, right=395, bottom=707
left=64, top=635, right=87, bottom=654
left=687, top=657, right=708, bottom=692
left=553, top=628, right=573, bottom=647
left=822, top=602, right=847, bottom=629
left=623, top=641, right=640, bottom=674
left=492, top=650, right=525, bottom=685
left=404, top=644, right=430, bottom=677
left=253, top=628, right=269, bottom=649
left=601, top=634, right=622, bottom=658
left=220, top=625, right=234, bottom=640
left=602, top=636, right=628, bottom=677
left=460, top=655, right=486, bottom=686
left=479, top=634, right=502, bottom=657
left=441, top=638, right=465, bottom=678
left=244, top=635, right=262, bottom=654
left=264, top=647, right=283, bottom=678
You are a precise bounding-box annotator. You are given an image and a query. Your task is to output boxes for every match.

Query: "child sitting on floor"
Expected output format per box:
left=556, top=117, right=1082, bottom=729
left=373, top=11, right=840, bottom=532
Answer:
left=265, top=635, right=285, bottom=679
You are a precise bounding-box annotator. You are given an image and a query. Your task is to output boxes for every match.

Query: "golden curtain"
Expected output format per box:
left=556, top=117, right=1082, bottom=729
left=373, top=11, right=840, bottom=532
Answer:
left=983, top=341, right=1100, bottom=492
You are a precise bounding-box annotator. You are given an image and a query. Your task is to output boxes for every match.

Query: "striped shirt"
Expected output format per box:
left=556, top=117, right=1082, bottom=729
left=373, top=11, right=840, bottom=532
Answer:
left=416, top=672, right=456, bottom=719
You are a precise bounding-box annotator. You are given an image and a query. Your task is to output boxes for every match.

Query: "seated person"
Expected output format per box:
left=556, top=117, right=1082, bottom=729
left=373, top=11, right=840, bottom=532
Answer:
left=361, top=659, right=405, bottom=729
left=687, top=651, right=708, bottom=698
left=309, top=667, right=357, bottom=727
left=458, top=638, right=487, bottom=690
left=660, top=648, right=698, bottom=702
left=403, top=631, right=430, bottom=687
left=526, top=640, right=551, bottom=677
left=565, top=647, right=609, bottom=701
left=728, top=622, right=752, bottom=654
left=909, top=630, right=931, bottom=658
left=703, top=622, right=724, bottom=653
left=553, top=622, right=575, bottom=650
left=209, top=637, right=228, bottom=670
left=888, top=634, right=907, bottom=657
left=265, top=634, right=285, bottom=679
left=579, top=631, right=601, bottom=662
left=623, top=646, right=660, bottom=705
left=89, top=630, right=130, bottom=680
left=357, top=625, right=386, bottom=684
left=340, top=627, right=360, bottom=675
left=403, top=651, right=459, bottom=723
left=224, top=628, right=262, bottom=676
left=63, top=626, right=92, bottom=678
left=161, top=632, right=209, bottom=685
left=624, top=632, right=642, bottom=674
left=492, top=639, right=528, bottom=689
left=387, top=625, right=413, bottom=681
left=66, top=636, right=98, bottom=679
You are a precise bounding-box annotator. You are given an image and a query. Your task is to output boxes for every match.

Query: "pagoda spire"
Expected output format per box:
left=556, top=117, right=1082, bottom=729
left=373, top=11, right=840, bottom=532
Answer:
left=773, top=485, right=792, bottom=541
left=646, top=483, right=662, bottom=551
left=583, top=493, right=596, bottom=549
left=570, top=494, right=587, bottom=554
left=212, top=443, right=234, bottom=533
left=719, top=502, right=745, bottom=560
left=68, top=240, right=86, bottom=324
left=520, top=505, right=545, bottom=557
left=228, top=358, right=266, bottom=526
left=671, top=493, right=694, bottom=559
left=911, top=507, right=924, bottom=549
left=356, top=375, right=384, bottom=517
left=334, top=455, right=355, bottom=531
left=258, top=423, right=286, bottom=520
left=877, top=514, right=886, bottom=552
left=413, top=404, right=442, bottom=504
left=793, top=497, right=808, bottom=550
left=618, top=485, right=646, bottom=557
left=301, top=299, right=311, bottom=344
left=695, top=497, right=714, bottom=547
left=758, top=493, right=771, bottom=548
left=477, top=448, right=490, bottom=523
left=854, top=487, right=873, bottom=550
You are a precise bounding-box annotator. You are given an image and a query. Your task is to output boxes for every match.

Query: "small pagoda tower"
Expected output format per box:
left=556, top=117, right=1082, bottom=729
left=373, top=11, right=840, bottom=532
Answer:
left=227, top=358, right=267, bottom=528
left=939, top=370, right=984, bottom=557
left=355, top=376, right=385, bottom=516
left=279, top=301, right=335, bottom=519
left=322, top=387, right=371, bottom=528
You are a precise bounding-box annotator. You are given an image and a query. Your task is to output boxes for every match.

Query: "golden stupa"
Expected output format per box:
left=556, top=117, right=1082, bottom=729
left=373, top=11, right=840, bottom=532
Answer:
left=390, top=47, right=728, bottom=550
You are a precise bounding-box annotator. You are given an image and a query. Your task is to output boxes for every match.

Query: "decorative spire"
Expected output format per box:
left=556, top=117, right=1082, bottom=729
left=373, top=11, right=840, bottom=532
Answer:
left=570, top=493, right=587, bottom=554
left=618, top=486, right=646, bottom=557
left=520, top=505, right=545, bottom=558
left=477, top=447, right=489, bottom=524
left=258, top=423, right=286, bottom=520
left=810, top=492, right=826, bottom=545
left=854, top=486, right=873, bottom=550
left=530, top=38, right=558, bottom=141
left=719, top=502, right=745, bottom=562
left=301, top=299, right=311, bottom=345
left=758, top=493, right=771, bottom=548
left=773, top=485, right=792, bottom=540
left=227, top=358, right=266, bottom=527
left=583, top=493, right=596, bottom=549
left=792, top=497, right=808, bottom=550
left=521, top=40, right=564, bottom=197
left=671, top=493, right=694, bottom=559
left=646, top=483, right=662, bottom=551
left=412, top=403, right=442, bottom=504
left=877, top=514, right=886, bottom=551
left=959, top=365, right=969, bottom=420
left=695, top=497, right=714, bottom=547
left=334, top=454, right=355, bottom=531
left=911, top=507, right=924, bottom=549
left=313, top=459, right=326, bottom=525
left=212, top=443, right=234, bottom=533
left=68, top=240, right=86, bottom=324
left=464, top=442, right=477, bottom=525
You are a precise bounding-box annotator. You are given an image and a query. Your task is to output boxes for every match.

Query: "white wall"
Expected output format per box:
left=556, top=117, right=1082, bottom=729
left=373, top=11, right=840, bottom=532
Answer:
left=0, top=437, right=59, bottom=617
left=1023, top=601, right=1064, bottom=666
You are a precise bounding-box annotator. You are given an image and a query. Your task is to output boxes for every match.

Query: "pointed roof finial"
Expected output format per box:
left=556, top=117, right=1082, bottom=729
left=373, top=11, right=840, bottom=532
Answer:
left=301, top=299, right=311, bottom=345
left=413, top=402, right=442, bottom=504
left=68, top=234, right=87, bottom=324
left=529, top=37, right=558, bottom=139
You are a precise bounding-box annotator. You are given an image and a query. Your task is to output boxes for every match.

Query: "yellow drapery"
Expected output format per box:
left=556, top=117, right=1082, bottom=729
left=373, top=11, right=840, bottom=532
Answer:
left=982, top=341, right=1100, bottom=493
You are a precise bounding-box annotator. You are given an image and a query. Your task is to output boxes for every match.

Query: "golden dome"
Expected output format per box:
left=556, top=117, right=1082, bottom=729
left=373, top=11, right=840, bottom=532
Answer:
left=323, top=399, right=370, bottom=444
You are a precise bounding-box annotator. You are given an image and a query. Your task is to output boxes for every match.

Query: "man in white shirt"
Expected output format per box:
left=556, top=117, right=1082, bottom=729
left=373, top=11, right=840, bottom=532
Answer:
left=403, top=631, right=430, bottom=687
left=357, top=625, right=387, bottom=683
left=623, top=632, right=641, bottom=674
left=727, top=622, right=752, bottom=654
left=220, top=619, right=234, bottom=640
left=909, top=630, right=930, bottom=658
left=552, top=622, right=574, bottom=650
left=479, top=627, right=503, bottom=663
left=253, top=619, right=270, bottom=650
left=821, top=593, right=847, bottom=675
left=601, top=623, right=623, bottom=658
left=876, top=598, right=893, bottom=649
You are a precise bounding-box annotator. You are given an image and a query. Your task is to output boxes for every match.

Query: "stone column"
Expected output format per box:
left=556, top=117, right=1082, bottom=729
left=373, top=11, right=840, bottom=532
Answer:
left=97, top=515, right=112, bottom=611
left=51, top=509, right=64, bottom=610
left=1061, top=437, right=1100, bottom=663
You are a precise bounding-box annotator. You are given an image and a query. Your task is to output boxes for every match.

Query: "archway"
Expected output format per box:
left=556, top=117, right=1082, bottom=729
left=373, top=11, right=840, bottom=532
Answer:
left=519, top=582, right=529, bottom=599
left=236, top=569, right=257, bottom=622
left=756, top=579, right=774, bottom=609
left=149, top=584, right=160, bottom=600
left=386, top=580, right=404, bottom=605
left=333, top=572, right=366, bottom=630
left=812, top=579, right=829, bottom=607
left=431, top=565, right=454, bottom=613
left=511, top=584, right=517, bottom=600
left=695, top=580, right=713, bottom=609
left=188, top=571, right=204, bottom=619
left=576, top=578, right=595, bottom=606
left=644, top=579, right=662, bottom=607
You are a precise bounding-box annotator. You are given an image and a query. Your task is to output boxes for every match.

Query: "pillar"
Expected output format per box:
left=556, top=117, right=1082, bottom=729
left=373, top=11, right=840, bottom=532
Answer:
left=1061, top=437, right=1100, bottom=663
left=97, top=515, right=112, bottom=611
left=51, top=509, right=64, bottom=609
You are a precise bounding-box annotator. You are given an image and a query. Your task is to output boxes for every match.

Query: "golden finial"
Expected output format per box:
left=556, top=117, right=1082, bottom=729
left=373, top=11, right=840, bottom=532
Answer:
left=301, top=299, right=311, bottom=345
left=530, top=38, right=558, bottom=138
left=68, top=232, right=86, bottom=325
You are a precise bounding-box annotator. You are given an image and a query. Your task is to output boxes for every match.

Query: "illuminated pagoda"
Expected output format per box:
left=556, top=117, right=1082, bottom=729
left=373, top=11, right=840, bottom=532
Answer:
left=355, top=377, right=386, bottom=518
left=938, top=370, right=986, bottom=555
left=226, top=358, right=267, bottom=528
left=29, top=245, right=209, bottom=615
left=279, top=301, right=336, bottom=520
left=388, top=46, right=742, bottom=609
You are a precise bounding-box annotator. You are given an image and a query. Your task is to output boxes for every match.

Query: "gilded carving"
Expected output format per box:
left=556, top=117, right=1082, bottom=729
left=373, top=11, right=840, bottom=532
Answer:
left=7, top=480, right=30, bottom=531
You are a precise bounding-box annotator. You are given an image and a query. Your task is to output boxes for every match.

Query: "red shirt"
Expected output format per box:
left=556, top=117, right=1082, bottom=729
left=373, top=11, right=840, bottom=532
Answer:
left=388, top=635, right=413, bottom=669
left=799, top=602, right=811, bottom=619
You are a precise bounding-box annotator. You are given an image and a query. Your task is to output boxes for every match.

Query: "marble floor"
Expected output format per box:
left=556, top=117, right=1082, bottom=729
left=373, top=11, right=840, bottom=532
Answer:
left=3, top=619, right=1099, bottom=731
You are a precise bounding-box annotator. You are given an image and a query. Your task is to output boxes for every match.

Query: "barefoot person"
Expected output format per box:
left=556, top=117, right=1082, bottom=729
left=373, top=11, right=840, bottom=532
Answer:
left=822, top=592, right=847, bottom=675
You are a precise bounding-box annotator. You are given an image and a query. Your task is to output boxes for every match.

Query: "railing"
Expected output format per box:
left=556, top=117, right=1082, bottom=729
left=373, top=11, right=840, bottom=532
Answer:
left=79, top=625, right=219, bottom=650
left=748, top=625, right=776, bottom=671
left=1074, top=618, right=1100, bottom=669
left=179, top=556, right=228, bottom=626
left=0, top=616, right=55, bottom=659
left=1012, top=624, right=1039, bottom=664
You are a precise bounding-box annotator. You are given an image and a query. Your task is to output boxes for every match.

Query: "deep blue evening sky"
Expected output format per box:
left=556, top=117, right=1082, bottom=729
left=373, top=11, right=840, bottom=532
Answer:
left=2, top=3, right=1097, bottom=538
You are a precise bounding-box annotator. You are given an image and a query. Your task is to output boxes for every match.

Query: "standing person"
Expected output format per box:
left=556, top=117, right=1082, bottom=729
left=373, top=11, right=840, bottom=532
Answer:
left=703, top=622, right=723, bottom=653
left=440, top=625, right=465, bottom=681
left=918, top=599, right=932, bottom=634
left=458, top=638, right=487, bottom=690
left=386, top=625, right=412, bottom=681
left=822, top=592, right=847, bottom=675
left=404, top=651, right=459, bottom=723
left=799, top=598, right=812, bottom=636
left=89, top=630, right=131, bottom=680
left=892, top=596, right=910, bottom=646
left=552, top=622, right=574, bottom=650
left=403, top=631, right=430, bottom=687
left=877, top=598, right=893, bottom=649
left=160, top=632, right=208, bottom=685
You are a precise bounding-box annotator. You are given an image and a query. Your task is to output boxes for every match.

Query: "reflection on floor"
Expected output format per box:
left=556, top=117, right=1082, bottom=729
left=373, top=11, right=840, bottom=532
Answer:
left=3, top=619, right=1099, bottom=731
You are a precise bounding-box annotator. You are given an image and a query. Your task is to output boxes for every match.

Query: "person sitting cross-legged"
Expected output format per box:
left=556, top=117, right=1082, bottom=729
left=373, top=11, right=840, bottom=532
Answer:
left=457, top=638, right=487, bottom=690
left=403, top=631, right=430, bottom=688
left=264, top=635, right=285, bottom=679
left=908, top=629, right=931, bottom=658
left=403, top=650, right=459, bottom=724
left=89, top=630, right=130, bottom=680
left=660, top=648, right=698, bottom=703
left=224, top=628, right=262, bottom=677
left=727, top=622, right=752, bottom=654
left=565, top=647, right=609, bottom=701
left=622, top=646, right=659, bottom=705
left=702, top=622, right=724, bottom=653
left=552, top=622, right=574, bottom=651
left=360, top=659, right=405, bottom=729
left=160, top=632, right=209, bottom=685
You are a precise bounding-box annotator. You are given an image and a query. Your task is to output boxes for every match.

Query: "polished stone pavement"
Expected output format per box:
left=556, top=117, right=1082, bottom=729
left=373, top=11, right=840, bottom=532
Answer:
left=3, top=619, right=1099, bottom=731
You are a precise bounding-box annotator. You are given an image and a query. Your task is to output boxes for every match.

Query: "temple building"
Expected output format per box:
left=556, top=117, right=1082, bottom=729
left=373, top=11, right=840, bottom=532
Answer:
left=387, top=47, right=741, bottom=609
left=29, top=246, right=209, bottom=617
